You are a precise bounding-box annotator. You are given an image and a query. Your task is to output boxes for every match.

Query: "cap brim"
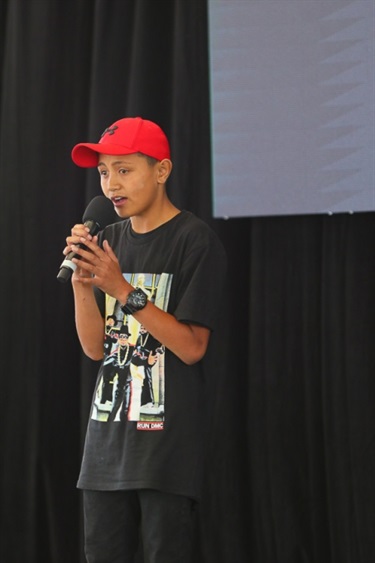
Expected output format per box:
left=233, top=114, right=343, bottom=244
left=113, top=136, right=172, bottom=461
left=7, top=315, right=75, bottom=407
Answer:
left=71, top=142, right=136, bottom=168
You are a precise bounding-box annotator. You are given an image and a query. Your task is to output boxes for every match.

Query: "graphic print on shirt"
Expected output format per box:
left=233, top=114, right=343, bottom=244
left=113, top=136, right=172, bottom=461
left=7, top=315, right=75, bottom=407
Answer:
left=91, top=272, right=172, bottom=429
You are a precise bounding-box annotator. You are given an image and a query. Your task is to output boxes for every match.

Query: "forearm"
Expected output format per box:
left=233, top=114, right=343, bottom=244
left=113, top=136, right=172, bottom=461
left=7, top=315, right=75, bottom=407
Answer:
left=72, top=281, right=104, bottom=360
left=132, top=301, right=210, bottom=365
left=110, top=280, right=210, bottom=366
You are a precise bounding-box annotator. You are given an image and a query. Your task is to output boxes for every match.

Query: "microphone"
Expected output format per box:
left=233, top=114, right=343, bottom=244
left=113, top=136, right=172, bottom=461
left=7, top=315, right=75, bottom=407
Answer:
left=57, top=195, right=117, bottom=283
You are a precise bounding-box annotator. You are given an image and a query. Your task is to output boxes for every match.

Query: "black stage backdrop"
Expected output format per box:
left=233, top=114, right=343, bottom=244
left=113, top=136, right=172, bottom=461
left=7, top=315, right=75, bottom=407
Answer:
left=0, top=1, right=374, bottom=563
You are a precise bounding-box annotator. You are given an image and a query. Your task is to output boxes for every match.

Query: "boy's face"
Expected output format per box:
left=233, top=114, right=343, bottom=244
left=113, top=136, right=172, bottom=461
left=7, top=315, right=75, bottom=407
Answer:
left=97, top=153, right=166, bottom=220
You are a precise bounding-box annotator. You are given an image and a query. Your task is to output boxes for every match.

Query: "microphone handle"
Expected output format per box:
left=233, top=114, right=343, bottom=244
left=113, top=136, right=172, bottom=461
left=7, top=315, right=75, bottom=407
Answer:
left=56, top=219, right=97, bottom=284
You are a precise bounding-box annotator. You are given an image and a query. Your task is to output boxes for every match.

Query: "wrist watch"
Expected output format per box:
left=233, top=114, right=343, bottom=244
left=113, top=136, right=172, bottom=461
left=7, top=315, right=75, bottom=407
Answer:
left=121, top=287, right=148, bottom=315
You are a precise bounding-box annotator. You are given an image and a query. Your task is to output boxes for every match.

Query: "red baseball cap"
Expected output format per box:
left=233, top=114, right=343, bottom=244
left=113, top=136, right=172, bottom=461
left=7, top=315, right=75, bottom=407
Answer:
left=71, top=116, right=171, bottom=167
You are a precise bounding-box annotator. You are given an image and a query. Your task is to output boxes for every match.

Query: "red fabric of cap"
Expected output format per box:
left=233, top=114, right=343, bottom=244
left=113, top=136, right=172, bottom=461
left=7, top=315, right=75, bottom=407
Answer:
left=71, top=117, right=170, bottom=167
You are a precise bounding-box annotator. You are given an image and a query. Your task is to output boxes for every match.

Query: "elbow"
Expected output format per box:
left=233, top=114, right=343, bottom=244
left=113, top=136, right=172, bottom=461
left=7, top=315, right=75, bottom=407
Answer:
left=86, top=352, right=104, bottom=362
left=180, top=344, right=208, bottom=366
left=180, top=327, right=211, bottom=365
left=90, top=353, right=104, bottom=362
left=183, top=355, right=203, bottom=366
left=83, top=346, right=104, bottom=362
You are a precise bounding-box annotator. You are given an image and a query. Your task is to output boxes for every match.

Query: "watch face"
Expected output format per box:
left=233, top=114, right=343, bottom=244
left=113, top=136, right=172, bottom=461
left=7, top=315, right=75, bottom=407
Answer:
left=121, top=288, right=148, bottom=315
left=129, top=288, right=147, bottom=308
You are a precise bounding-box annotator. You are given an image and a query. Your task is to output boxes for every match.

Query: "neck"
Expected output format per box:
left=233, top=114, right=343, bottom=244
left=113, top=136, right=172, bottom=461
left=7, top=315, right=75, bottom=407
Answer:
left=131, top=200, right=180, bottom=234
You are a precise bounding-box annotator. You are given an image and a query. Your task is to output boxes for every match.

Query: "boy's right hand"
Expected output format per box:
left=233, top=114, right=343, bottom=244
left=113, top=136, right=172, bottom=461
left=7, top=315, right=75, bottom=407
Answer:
left=63, top=224, right=95, bottom=281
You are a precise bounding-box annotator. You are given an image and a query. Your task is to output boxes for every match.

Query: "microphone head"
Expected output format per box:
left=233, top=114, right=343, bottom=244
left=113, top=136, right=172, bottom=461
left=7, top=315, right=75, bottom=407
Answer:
left=82, top=195, right=118, bottom=234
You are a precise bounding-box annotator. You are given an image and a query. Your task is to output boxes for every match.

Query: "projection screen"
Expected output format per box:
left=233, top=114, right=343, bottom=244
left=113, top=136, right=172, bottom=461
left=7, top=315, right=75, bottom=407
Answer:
left=208, top=0, right=375, bottom=218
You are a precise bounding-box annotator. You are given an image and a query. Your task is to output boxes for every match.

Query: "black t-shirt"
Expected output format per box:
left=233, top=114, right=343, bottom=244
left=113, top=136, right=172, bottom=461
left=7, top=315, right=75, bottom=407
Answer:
left=77, top=211, right=227, bottom=500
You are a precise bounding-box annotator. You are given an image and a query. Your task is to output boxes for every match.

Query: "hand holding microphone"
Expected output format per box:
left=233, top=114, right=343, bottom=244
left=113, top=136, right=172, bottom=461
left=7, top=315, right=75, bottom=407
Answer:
left=57, top=196, right=117, bottom=283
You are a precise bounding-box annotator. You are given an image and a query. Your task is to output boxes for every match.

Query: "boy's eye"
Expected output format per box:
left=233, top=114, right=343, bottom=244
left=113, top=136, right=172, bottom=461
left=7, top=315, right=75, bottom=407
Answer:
left=98, top=168, right=129, bottom=176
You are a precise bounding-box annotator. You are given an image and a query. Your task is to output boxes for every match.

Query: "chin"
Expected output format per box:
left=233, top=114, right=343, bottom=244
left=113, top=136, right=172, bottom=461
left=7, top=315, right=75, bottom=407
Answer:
left=116, top=208, right=131, bottom=219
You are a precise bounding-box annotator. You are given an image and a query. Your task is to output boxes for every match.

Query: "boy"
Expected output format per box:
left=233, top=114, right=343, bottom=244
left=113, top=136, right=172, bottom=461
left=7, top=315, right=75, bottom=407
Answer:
left=63, top=116, right=227, bottom=562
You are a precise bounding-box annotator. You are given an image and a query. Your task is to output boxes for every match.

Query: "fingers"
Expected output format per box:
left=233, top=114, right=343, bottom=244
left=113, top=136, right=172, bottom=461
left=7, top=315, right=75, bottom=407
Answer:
left=70, top=238, right=117, bottom=275
left=63, top=224, right=93, bottom=256
left=67, top=224, right=91, bottom=244
left=102, top=239, right=117, bottom=259
left=72, top=249, right=125, bottom=297
left=71, top=237, right=129, bottom=300
left=70, top=239, right=101, bottom=265
left=73, top=238, right=116, bottom=261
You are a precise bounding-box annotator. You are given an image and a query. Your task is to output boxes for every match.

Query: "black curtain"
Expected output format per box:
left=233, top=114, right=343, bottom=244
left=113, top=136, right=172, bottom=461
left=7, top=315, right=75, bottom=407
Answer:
left=0, top=1, right=374, bottom=562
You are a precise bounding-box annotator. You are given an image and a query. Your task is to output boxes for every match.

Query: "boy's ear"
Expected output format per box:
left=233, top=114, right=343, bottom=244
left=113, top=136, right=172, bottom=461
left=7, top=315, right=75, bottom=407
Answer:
left=157, top=159, right=173, bottom=183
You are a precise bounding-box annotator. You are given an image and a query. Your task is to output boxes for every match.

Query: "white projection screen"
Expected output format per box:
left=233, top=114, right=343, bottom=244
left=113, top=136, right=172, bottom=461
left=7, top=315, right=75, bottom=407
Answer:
left=208, top=0, right=375, bottom=218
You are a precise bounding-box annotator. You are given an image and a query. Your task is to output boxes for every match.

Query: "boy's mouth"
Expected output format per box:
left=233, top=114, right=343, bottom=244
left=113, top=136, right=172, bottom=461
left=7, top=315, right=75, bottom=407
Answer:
left=111, top=196, right=127, bottom=205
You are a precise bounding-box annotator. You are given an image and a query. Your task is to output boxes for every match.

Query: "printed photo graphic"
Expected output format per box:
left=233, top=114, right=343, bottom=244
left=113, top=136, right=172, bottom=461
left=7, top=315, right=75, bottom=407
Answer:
left=91, top=272, right=172, bottom=427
